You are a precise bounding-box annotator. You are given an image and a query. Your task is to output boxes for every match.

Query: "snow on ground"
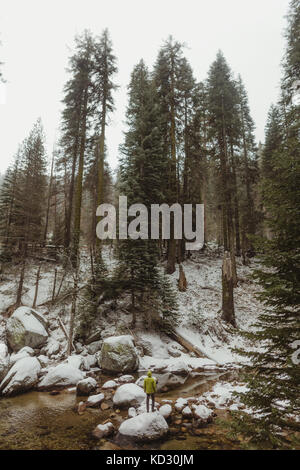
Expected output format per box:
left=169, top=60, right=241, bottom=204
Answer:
left=0, top=244, right=265, bottom=373
left=198, top=381, right=249, bottom=411
left=165, top=246, right=264, bottom=365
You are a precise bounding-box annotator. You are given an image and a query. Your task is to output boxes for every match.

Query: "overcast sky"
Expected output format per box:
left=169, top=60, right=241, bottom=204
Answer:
left=0, top=0, right=291, bottom=175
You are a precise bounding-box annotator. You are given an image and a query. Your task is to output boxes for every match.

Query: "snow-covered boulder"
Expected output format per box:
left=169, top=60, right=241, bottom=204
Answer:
left=10, top=346, right=35, bottom=366
left=77, top=377, right=97, bottom=395
left=128, top=407, right=137, bottom=418
left=113, top=383, right=146, bottom=408
left=192, top=404, right=213, bottom=421
left=118, top=374, right=135, bottom=384
left=0, top=356, right=41, bottom=396
left=6, top=307, right=48, bottom=351
left=82, top=354, right=97, bottom=371
left=86, top=392, right=105, bottom=408
left=182, top=406, right=193, bottom=417
left=66, top=355, right=84, bottom=370
left=37, top=363, right=85, bottom=390
left=76, top=377, right=97, bottom=396
left=98, top=335, right=139, bottom=373
left=168, top=360, right=189, bottom=376
left=0, top=342, right=9, bottom=381
left=159, top=404, right=172, bottom=419
left=102, top=379, right=118, bottom=389
left=37, top=355, right=49, bottom=367
left=118, top=412, right=168, bottom=442
left=43, top=339, right=60, bottom=357
left=92, top=422, right=114, bottom=439
left=175, top=397, right=188, bottom=411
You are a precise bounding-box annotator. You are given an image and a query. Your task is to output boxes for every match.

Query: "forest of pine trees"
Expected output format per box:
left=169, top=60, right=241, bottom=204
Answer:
left=0, top=0, right=299, bottom=450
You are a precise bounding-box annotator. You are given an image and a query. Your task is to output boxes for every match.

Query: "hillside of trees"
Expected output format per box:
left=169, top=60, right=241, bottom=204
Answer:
left=0, top=0, right=299, bottom=451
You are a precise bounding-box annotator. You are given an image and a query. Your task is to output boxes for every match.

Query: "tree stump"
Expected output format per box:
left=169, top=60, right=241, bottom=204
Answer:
left=178, top=264, right=187, bottom=292
left=221, top=251, right=236, bottom=327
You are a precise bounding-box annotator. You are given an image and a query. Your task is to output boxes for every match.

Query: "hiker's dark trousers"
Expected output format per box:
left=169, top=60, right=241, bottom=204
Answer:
left=146, top=393, right=155, bottom=412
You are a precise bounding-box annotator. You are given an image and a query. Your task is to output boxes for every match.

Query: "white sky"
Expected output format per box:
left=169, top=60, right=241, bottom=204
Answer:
left=0, top=0, right=290, bottom=175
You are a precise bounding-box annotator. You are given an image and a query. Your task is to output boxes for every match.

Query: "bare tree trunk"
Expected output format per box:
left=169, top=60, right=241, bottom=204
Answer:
left=178, top=264, right=187, bottom=292
left=221, top=251, right=236, bottom=327
left=32, top=264, right=42, bottom=308
left=16, top=258, right=26, bottom=308
left=52, top=268, right=57, bottom=303
left=67, top=269, right=78, bottom=356
left=43, top=150, right=55, bottom=244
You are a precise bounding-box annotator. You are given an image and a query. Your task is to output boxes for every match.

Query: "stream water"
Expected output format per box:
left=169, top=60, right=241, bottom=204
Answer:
left=0, top=370, right=240, bottom=450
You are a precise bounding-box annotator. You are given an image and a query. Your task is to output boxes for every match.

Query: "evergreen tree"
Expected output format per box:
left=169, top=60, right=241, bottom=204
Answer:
left=230, top=0, right=300, bottom=448
left=207, top=51, right=239, bottom=290
left=153, top=37, right=188, bottom=273
left=116, top=60, right=178, bottom=329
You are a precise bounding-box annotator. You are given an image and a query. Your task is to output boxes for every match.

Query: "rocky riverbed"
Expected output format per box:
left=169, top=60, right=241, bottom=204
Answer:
left=0, top=369, right=243, bottom=450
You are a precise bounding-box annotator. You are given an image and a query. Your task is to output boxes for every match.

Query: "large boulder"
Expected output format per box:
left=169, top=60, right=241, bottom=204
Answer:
left=0, top=356, right=41, bottom=396
left=37, top=363, right=85, bottom=390
left=98, top=335, right=139, bottom=374
left=113, top=383, right=146, bottom=408
left=6, top=307, right=48, bottom=351
left=0, top=342, right=9, bottom=382
left=10, top=346, right=35, bottom=366
left=118, top=412, right=168, bottom=442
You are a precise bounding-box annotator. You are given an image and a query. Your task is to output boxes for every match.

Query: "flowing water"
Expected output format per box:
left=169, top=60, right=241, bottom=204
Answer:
left=0, top=370, right=240, bottom=450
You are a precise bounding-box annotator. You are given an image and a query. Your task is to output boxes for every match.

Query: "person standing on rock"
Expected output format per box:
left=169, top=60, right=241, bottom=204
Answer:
left=144, top=370, right=157, bottom=412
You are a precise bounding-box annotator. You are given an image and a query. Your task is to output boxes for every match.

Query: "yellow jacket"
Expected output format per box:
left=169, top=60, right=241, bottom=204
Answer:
left=143, top=371, right=157, bottom=394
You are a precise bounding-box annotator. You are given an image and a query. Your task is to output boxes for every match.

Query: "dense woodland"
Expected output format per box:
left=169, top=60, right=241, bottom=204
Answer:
left=0, top=0, right=299, bottom=449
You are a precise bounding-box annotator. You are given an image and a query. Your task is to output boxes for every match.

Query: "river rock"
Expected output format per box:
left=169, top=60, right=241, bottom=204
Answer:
left=159, top=404, right=172, bottom=419
left=182, top=406, right=193, bottom=418
left=98, top=335, right=139, bottom=373
left=0, top=356, right=41, bottom=396
left=118, top=411, right=168, bottom=442
left=0, top=342, right=9, bottom=381
left=76, top=377, right=97, bottom=396
left=175, top=398, right=188, bottom=412
left=192, top=404, right=213, bottom=422
left=37, top=363, right=85, bottom=390
left=118, top=374, right=135, bottom=384
left=102, top=379, right=118, bottom=389
left=6, top=307, right=48, bottom=351
left=113, top=383, right=146, bottom=408
left=86, top=392, right=105, bottom=407
left=92, top=422, right=114, bottom=439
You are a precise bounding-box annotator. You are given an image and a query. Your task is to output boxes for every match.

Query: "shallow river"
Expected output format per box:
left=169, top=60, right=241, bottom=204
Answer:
left=0, top=370, right=240, bottom=450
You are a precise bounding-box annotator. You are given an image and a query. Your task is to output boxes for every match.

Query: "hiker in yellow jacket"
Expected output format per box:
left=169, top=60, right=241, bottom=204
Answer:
left=143, top=370, right=157, bottom=412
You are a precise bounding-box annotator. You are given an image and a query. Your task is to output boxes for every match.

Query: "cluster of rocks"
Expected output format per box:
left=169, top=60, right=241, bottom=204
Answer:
left=74, top=373, right=215, bottom=444
left=0, top=324, right=143, bottom=397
